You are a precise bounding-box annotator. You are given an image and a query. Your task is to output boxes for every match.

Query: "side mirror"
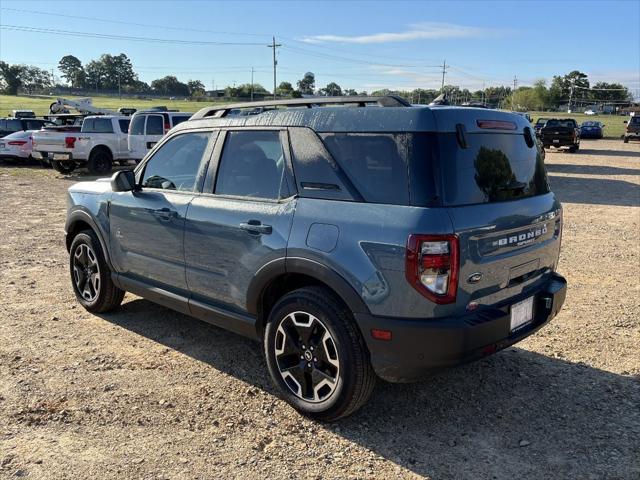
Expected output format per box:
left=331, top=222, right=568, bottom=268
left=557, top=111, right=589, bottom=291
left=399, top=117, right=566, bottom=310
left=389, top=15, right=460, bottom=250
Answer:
left=111, top=170, right=136, bottom=192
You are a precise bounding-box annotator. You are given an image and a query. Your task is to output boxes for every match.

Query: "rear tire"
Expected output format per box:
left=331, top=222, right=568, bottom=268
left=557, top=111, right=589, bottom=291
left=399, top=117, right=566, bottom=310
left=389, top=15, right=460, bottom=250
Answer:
left=624, top=137, right=629, bottom=143
left=87, top=148, right=113, bottom=175
left=69, top=230, right=125, bottom=313
left=264, top=286, right=376, bottom=422
left=51, top=160, right=76, bottom=174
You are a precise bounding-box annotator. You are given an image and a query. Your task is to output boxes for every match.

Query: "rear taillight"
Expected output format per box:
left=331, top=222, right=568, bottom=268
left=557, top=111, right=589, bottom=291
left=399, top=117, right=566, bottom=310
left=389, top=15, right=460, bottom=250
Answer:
left=65, top=136, right=76, bottom=148
left=406, top=234, right=459, bottom=304
left=7, top=140, right=27, bottom=146
left=164, top=122, right=171, bottom=134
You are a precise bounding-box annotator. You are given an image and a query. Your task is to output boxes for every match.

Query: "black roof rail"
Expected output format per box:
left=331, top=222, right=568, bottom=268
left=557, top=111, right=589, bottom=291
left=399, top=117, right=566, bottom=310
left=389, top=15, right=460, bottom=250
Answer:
left=191, top=95, right=411, bottom=120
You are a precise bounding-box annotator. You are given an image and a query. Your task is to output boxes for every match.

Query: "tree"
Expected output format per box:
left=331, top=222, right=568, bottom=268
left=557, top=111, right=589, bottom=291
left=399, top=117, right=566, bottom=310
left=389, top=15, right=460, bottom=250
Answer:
left=319, top=82, right=342, bottom=96
left=344, top=88, right=358, bottom=96
left=0, top=61, right=25, bottom=95
left=297, top=72, right=315, bottom=95
left=151, top=76, right=189, bottom=96
left=21, top=66, right=52, bottom=93
left=591, top=82, right=632, bottom=103
left=187, top=80, right=205, bottom=97
left=276, top=81, right=294, bottom=97
left=58, top=55, right=85, bottom=88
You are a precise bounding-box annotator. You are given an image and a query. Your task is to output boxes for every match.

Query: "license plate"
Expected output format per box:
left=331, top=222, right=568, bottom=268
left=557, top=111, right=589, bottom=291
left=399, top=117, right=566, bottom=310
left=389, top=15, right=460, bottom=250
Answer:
left=510, top=296, right=534, bottom=332
left=553, top=139, right=560, bottom=144
left=53, top=153, right=70, bottom=160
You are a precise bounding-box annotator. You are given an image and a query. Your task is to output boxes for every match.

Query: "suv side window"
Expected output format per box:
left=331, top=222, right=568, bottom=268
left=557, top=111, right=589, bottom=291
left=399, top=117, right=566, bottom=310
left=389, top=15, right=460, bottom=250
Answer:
left=320, top=133, right=410, bottom=205
left=141, top=132, right=210, bottom=192
left=214, top=131, right=287, bottom=200
left=146, top=115, right=164, bottom=135
left=118, top=119, right=131, bottom=133
left=6, top=119, right=22, bottom=132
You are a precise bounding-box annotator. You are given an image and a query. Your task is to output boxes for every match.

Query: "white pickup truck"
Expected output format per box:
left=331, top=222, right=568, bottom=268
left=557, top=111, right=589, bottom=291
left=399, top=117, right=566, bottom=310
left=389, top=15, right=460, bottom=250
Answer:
left=32, top=115, right=131, bottom=174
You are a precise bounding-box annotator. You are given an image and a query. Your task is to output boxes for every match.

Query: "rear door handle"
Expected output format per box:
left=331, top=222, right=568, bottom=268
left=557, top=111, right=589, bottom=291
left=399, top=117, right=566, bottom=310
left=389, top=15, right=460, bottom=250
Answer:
left=239, top=220, right=272, bottom=235
left=152, top=207, right=177, bottom=221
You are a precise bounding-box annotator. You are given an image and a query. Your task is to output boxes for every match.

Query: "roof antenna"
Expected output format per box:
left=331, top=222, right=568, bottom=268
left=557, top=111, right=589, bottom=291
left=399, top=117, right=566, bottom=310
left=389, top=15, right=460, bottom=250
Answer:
left=429, top=92, right=449, bottom=106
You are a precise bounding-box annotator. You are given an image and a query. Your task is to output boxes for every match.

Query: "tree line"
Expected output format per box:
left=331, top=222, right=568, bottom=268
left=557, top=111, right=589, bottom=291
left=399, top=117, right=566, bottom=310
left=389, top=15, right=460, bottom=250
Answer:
left=0, top=56, right=635, bottom=110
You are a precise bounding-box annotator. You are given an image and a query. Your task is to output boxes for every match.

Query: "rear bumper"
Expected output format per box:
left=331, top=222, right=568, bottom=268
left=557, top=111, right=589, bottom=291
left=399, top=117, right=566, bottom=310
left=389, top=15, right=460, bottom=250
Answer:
left=355, top=272, right=567, bottom=382
left=542, top=138, right=577, bottom=147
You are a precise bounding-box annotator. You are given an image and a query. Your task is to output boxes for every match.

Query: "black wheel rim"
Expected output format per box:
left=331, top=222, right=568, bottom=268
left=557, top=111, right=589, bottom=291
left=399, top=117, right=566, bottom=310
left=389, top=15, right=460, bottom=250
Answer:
left=95, top=154, right=110, bottom=172
left=274, top=311, right=340, bottom=403
left=72, top=243, right=100, bottom=302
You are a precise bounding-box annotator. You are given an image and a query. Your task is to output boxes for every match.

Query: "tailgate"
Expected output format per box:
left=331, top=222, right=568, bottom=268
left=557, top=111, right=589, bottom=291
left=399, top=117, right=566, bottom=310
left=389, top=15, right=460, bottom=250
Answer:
left=32, top=131, right=68, bottom=152
left=449, top=194, right=562, bottom=309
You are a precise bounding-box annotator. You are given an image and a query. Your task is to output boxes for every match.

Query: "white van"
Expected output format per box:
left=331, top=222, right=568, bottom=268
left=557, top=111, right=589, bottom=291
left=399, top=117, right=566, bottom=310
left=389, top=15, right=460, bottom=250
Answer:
left=127, top=110, right=192, bottom=161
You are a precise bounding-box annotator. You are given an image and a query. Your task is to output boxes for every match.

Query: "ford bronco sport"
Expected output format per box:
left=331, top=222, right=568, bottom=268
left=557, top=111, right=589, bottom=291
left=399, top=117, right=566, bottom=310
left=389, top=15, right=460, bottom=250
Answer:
left=65, top=96, right=566, bottom=421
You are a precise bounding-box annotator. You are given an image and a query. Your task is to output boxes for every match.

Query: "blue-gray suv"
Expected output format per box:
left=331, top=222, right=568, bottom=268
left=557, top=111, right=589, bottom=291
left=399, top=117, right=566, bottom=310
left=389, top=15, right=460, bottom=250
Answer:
left=65, top=96, right=567, bottom=421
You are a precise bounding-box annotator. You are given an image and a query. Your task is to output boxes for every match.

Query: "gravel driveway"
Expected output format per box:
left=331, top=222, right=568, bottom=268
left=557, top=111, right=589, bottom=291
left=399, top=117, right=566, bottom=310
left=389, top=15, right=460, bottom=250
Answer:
left=1, top=139, right=638, bottom=480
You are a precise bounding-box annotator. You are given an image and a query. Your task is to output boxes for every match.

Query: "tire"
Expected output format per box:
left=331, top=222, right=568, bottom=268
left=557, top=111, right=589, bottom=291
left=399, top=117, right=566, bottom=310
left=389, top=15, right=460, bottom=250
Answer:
left=624, top=137, right=629, bottom=143
left=568, top=144, right=578, bottom=153
left=264, top=286, right=376, bottom=422
left=51, top=160, right=77, bottom=174
left=87, top=148, right=113, bottom=175
left=69, top=230, right=125, bottom=313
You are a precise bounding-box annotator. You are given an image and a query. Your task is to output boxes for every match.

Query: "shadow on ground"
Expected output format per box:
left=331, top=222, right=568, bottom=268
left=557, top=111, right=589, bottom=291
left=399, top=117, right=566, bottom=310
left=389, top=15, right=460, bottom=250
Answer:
left=99, top=298, right=640, bottom=479
left=549, top=175, right=640, bottom=207
left=546, top=163, right=639, bottom=176
left=575, top=147, right=640, bottom=158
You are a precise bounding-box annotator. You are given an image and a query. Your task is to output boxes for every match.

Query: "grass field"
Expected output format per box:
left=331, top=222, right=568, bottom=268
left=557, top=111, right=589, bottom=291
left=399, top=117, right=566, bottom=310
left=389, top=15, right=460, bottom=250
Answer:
left=0, top=94, right=220, bottom=117
left=0, top=95, right=631, bottom=138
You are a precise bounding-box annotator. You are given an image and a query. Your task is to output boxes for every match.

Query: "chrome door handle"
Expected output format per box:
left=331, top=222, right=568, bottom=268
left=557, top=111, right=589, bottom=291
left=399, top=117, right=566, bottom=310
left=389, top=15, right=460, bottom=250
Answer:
left=239, top=221, right=272, bottom=235
left=152, top=207, right=177, bottom=221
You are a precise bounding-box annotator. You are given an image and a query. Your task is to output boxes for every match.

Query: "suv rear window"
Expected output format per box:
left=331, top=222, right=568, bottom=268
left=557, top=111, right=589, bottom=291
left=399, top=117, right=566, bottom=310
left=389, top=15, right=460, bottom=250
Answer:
left=438, top=132, right=549, bottom=206
left=171, top=115, right=190, bottom=127
left=545, top=120, right=576, bottom=128
left=130, top=115, right=145, bottom=135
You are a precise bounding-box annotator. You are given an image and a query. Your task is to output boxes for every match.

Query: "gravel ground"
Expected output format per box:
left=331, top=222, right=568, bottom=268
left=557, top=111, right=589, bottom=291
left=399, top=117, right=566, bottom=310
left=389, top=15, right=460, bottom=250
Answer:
left=1, top=139, right=639, bottom=480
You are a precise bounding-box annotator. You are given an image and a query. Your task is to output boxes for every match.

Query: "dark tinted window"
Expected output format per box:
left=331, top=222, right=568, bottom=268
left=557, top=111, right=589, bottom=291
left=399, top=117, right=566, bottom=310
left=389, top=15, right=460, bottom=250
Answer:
left=630, top=116, right=640, bottom=125
left=118, top=119, right=130, bottom=133
left=142, top=132, right=210, bottom=192
left=24, top=120, right=44, bottom=130
left=171, top=115, right=190, bottom=127
left=320, top=133, right=410, bottom=205
left=438, top=132, right=549, bottom=206
left=545, top=119, right=576, bottom=128
left=146, top=115, right=164, bottom=135
left=5, top=119, right=21, bottom=131
left=130, top=115, right=145, bottom=135
left=93, top=118, right=114, bottom=133
left=215, top=131, right=286, bottom=199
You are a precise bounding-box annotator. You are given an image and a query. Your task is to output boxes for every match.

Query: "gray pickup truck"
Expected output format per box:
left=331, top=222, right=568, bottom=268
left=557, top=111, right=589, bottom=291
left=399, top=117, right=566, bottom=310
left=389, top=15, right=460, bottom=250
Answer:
left=64, top=97, right=566, bottom=421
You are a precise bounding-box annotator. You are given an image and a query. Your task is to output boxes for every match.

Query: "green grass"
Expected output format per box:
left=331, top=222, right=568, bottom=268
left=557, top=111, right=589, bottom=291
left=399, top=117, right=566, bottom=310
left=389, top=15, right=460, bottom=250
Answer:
left=1, top=95, right=630, bottom=139
left=530, top=111, right=628, bottom=139
left=0, top=94, right=222, bottom=117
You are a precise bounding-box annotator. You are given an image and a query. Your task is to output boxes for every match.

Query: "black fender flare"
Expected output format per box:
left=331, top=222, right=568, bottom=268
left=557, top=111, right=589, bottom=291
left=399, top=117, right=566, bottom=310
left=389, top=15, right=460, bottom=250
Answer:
left=65, top=209, right=114, bottom=269
left=245, top=256, right=370, bottom=317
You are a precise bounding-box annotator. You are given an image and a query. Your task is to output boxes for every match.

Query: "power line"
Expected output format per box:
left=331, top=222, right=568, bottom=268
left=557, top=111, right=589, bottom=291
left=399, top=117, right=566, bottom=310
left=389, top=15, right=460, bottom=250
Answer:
left=0, top=24, right=266, bottom=46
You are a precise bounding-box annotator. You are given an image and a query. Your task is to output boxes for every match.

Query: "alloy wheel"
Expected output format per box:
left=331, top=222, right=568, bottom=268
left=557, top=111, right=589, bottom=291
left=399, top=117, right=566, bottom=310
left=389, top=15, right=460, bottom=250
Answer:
left=72, top=243, right=101, bottom=302
left=274, top=311, right=340, bottom=403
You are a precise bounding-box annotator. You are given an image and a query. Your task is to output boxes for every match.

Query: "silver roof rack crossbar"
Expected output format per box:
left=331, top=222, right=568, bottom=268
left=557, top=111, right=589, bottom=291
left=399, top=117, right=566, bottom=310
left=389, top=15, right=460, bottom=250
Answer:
left=191, top=95, right=411, bottom=119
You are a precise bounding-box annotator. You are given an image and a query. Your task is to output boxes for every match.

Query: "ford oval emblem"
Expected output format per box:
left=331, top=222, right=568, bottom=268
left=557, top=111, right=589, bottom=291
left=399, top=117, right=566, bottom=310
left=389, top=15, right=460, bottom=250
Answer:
left=467, top=272, right=483, bottom=284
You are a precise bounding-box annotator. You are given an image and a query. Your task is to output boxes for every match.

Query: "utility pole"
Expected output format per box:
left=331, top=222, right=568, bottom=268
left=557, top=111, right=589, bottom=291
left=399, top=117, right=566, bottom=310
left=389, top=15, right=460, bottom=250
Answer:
left=568, top=78, right=575, bottom=113
left=440, top=59, right=448, bottom=91
left=512, top=76, right=518, bottom=111
left=250, top=67, right=254, bottom=101
left=267, top=36, right=281, bottom=100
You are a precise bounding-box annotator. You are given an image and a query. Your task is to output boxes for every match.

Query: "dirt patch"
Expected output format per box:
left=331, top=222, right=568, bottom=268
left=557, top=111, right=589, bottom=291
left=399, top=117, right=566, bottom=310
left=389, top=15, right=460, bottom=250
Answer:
left=1, top=139, right=639, bottom=479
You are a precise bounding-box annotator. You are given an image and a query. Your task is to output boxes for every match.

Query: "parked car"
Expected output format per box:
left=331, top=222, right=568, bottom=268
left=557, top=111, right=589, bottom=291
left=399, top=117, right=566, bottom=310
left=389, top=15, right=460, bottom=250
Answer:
left=64, top=96, right=566, bottom=421
left=0, top=117, right=53, bottom=138
left=534, top=118, right=549, bottom=137
left=540, top=118, right=580, bottom=152
left=0, top=130, right=36, bottom=162
left=623, top=115, right=640, bottom=143
left=584, top=109, right=596, bottom=116
left=32, top=115, right=131, bottom=174
left=580, top=121, right=605, bottom=139
left=127, top=110, right=192, bottom=161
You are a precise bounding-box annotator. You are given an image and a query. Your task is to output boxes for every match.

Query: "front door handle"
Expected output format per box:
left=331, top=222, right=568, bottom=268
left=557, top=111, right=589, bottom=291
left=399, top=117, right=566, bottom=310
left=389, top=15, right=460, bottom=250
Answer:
left=152, top=207, right=177, bottom=221
left=239, top=220, right=272, bottom=235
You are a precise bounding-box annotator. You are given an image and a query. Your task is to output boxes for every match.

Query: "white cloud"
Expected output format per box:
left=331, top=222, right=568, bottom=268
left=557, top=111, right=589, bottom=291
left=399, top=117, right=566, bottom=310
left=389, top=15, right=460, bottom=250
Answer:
left=301, top=22, right=497, bottom=45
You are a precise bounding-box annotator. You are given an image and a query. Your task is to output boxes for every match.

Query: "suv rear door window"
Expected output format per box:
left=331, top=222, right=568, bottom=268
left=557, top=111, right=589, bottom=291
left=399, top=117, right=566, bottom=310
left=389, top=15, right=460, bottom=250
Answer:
left=438, top=132, right=549, bottom=205
left=118, top=119, right=131, bottom=133
left=171, top=115, right=191, bottom=127
left=141, top=132, right=210, bottom=192
left=146, top=115, right=164, bottom=135
left=130, top=115, right=145, bottom=135
left=320, top=133, right=410, bottom=205
left=215, top=131, right=286, bottom=199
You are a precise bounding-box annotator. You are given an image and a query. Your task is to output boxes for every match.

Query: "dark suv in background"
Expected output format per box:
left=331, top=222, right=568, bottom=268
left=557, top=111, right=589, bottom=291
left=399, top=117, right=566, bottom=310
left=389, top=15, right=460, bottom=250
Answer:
left=64, top=97, right=566, bottom=421
left=624, top=115, right=640, bottom=143
left=0, top=117, right=52, bottom=138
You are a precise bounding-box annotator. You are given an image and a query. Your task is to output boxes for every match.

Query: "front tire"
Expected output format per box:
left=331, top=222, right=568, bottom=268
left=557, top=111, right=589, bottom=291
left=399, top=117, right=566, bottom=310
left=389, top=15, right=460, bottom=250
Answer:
left=69, top=230, right=124, bottom=313
left=264, top=287, right=376, bottom=422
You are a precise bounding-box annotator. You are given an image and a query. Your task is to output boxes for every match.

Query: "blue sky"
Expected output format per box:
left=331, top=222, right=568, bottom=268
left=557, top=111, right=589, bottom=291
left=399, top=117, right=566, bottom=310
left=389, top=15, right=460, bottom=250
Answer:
left=1, top=0, right=639, bottom=95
